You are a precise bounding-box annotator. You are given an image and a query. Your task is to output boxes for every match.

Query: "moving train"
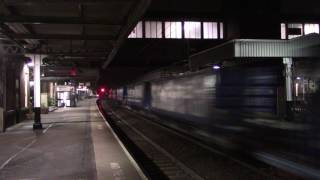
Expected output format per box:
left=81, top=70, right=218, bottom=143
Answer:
left=113, top=61, right=284, bottom=121
left=105, top=60, right=320, bottom=178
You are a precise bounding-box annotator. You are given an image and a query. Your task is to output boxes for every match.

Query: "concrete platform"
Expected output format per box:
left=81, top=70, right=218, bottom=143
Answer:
left=0, top=99, right=145, bottom=180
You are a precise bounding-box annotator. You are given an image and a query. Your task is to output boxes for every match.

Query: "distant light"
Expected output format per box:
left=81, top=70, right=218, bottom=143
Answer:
left=27, top=61, right=34, bottom=67
left=213, top=65, right=221, bottom=70
left=100, top=88, right=105, bottom=93
left=296, top=77, right=301, bottom=80
left=30, top=81, right=34, bottom=87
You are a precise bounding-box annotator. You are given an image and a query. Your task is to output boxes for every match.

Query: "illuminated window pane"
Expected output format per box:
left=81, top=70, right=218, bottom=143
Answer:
left=128, top=21, right=143, bottom=38
left=145, top=21, right=162, bottom=38
left=304, top=24, right=319, bottom=35
left=281, top=23, right=286, bottom=39
left=157, top=22, right=162, bottom=37
left=203, top=22, right=218, bottom=39
left=287, top=23, right=303, bottom=39
left=145, top=22, right=151, bottom=37
left=165, top=21, right=182, bottom=39
left=220, top=22, right=224, bottom=39
left=184, top=21, right=201, bottom=39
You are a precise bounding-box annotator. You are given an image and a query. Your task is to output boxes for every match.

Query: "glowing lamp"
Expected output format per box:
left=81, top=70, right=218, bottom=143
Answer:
left=213, top=65, right=221, bottom=70
left=27, top=61, right=34, bottom=67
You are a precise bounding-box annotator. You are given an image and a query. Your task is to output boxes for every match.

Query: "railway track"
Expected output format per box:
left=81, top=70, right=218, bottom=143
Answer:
left=99, top=101, right=297, bottom=180
left=117, top=115, right=203, bottom=180
left=105, top=108, right=203, bottom=179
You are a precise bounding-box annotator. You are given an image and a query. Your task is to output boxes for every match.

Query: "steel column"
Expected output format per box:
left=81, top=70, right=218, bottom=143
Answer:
left=283, top=57, right=294, bottom=119
left=32, top=55, right=43, bottom=129
left=0, top=58, right=7, bottom=132
left=283, top=58, right=293, bottom=102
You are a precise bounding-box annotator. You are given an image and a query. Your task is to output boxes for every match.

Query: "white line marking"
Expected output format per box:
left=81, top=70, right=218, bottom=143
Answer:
left=42, top=123, right=54, bottom=134
left=97, top=105, right=148, bottom=180
left=110, top=162, right=125, bottom=179
left=110, top=162, right=121, bottom=170
left=0, top=139, right=37, bottom=170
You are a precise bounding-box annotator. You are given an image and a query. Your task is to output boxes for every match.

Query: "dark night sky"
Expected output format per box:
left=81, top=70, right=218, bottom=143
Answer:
left=147, top=0, right=320, bottom=15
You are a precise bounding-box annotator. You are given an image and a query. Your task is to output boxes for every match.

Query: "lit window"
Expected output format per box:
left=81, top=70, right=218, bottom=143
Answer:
left=165, top=21, right=182, bottom=39
left=287, top=23, right=303, bottom=39
left=128, top=21, right=143, bottom=38
left=145, top=21, right=162, bottom=38
left=281, top=23, right=286, bottom=39
left=304, top=24, right=319, bottom=35
left=184, top=21, right=201, bottom=39
left=203, top=22, right=218, bottom=39
left=220, top=22, right=224, bottom=39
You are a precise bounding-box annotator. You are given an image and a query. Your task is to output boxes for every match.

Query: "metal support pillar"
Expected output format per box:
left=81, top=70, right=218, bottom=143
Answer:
left=0, top=108, right=3, bottom=132
left=283, top=57, right=293, bottom=119
left=0, top=59, right=6, bottom=132
left=32, top=55, right=42, bottom=129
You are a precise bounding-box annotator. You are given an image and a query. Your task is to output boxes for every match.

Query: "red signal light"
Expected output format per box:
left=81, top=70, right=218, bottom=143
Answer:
left=70, top=67, right=77, bottom=76
left=97, top=86, right=108, bottom=99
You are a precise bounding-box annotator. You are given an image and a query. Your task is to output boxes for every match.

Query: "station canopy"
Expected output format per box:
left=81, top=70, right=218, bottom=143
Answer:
left=190, top=34, right=320, bottom=69
left=0, top=0, right=151, bottom=68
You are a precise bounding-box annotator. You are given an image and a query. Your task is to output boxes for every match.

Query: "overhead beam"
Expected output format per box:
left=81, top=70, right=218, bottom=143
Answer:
left=45, top=57, right=105, bottom=61
left=41, top=52, right=108, bottom=57
left=102, top=0, right=151, bottom=69
left=3, top=0, right=135, bottom=5
left=0, top=23, right=25, bottom=48
left=0, top=1, right=37, bottom=46
left=0, top=15, right=123, bottom=26
left=41, top=76, right=97, bottom=81
left=5, top=33, right=114, bottom=40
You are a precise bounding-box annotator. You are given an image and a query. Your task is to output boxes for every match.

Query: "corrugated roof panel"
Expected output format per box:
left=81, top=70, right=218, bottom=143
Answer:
left=235, top=40, right=291, bottom=57
left=189, top=34, right=320, bottom=69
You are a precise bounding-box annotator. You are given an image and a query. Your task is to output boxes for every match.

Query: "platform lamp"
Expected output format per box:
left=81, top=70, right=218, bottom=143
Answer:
left=212, top=62, right=222, bottom=70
